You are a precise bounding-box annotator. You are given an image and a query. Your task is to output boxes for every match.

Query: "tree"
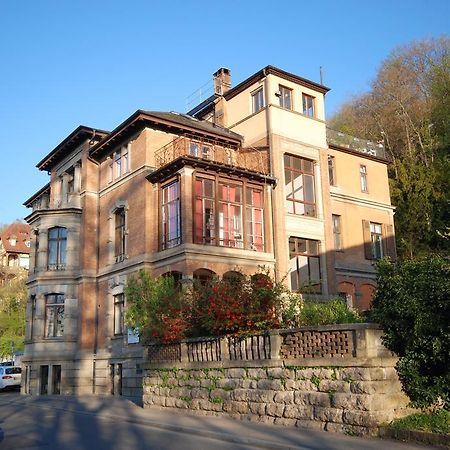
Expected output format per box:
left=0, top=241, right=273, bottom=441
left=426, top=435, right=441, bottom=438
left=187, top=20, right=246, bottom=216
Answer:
left=330, top=37, right=450, bottom=258
left=371, top=257, right=450, bottom=409
left=0, top=278, right=27, bottom=358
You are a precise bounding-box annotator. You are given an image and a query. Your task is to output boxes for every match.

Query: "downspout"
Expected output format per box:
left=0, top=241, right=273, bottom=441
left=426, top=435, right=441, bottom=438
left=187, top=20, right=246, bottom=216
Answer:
left=263, top=70, right=279, bottom=282
left=87, top=138, right=101, bottom=394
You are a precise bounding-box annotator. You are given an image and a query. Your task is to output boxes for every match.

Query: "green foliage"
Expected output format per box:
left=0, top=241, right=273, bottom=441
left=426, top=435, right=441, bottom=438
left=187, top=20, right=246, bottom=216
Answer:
left=390, top=410, right=450, bottom=435
left=371, top=257, right=450, bottom=409
left=298, top=298, right=362, bottom=326
left=0, top=278, right=27, bottom=358
left=125, top=270, right=189, bottom=343
left=330, top=37, right=450, bottom=259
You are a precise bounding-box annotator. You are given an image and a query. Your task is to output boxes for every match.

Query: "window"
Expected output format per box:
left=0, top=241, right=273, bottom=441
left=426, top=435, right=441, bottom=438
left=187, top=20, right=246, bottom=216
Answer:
left=114, top=208, right=126, bottom=261
left=289, top=237, right=321, bottom=293
left=161, top=181, right=181, bottom=249
left=246, top=187, right=264, bottom=251
left=328, top=156, right=336, bottom=186
left=302, top=93, right=315, bottom=117
left=47, top=227, right=67, bottom=270
left=362, top=220, right=396, bottom=260
left=360, top=165, right=368, bottom=192
left=332, top=214, right=342, bottom=251
left=194, top=176, right=264, bottom=251
left=278, top=86, right=292, bottom=110
left=45, top=294, right=64, bottom=338
left=284, top=154, right=316, bottom=216
left=251, top=87, right=264, bottom=113
left=113, top=293, right=124, bottom=336
left=195, top=178, right=215, bottom=245
left=219, top=182, right=243, bottom=248
left=109, top=145, right=129, bottom=182
left=189, top=142, right=212, bottom=160
left=189, top=142, right=199, bottom=157
left=370, top=222, right=383, bottom=259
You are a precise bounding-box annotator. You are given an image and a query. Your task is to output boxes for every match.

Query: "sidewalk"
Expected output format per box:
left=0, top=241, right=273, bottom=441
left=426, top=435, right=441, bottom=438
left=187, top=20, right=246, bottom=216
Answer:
left=10, top=394, right=440, bottom=450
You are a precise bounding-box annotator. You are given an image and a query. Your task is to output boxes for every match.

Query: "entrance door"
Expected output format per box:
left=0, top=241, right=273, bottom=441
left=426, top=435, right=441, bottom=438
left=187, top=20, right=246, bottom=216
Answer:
left=52, top=365, right=61, bottom=394
left=40, top=365, right=49, bottom=395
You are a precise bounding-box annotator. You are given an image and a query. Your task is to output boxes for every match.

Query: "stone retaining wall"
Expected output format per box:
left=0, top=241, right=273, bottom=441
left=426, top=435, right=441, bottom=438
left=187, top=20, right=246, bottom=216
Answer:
left=142, top=324, right=414, bottom=435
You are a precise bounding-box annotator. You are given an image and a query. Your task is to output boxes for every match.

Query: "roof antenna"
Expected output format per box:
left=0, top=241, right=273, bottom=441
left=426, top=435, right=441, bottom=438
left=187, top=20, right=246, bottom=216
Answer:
left=320, top=66, right=324, bottom=85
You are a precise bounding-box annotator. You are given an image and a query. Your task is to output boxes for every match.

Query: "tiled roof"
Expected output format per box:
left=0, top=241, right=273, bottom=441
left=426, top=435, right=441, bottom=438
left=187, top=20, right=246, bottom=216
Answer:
left=0, top=223, right=31, bottom=254
left=90, top=110, right=243, bottom=159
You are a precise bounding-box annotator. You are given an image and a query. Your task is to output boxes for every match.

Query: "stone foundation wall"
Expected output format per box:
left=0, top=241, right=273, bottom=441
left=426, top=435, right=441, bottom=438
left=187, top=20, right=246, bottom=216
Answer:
left=142, top=324, right=414, bottom=435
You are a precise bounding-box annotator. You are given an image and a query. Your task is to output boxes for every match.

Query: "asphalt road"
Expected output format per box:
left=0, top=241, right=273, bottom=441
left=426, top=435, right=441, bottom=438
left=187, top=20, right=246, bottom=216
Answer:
left=0, top=391, right=441, bottom=450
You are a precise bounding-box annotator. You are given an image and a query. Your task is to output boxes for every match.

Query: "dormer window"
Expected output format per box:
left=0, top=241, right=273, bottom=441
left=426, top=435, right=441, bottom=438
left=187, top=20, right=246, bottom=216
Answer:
left=9, top=238, right=17, bottom=246
left=25, top=240, right=31, bottom=248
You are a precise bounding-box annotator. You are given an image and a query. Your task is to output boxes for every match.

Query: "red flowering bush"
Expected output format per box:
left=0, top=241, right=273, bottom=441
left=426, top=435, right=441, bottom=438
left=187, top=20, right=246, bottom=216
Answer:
left=187, top=270, right=283, bottom=336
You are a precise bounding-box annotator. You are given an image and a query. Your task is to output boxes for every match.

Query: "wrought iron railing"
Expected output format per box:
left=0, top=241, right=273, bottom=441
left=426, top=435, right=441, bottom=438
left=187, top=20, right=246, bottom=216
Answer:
left=154, top=136, right=269, bottom=174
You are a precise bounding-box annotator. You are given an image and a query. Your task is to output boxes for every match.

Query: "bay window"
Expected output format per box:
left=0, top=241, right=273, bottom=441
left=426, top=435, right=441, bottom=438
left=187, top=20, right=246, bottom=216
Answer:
left=289, top=237, right=321, bottom=293
left=48, top=227, right=67, bottom=270
left=45, top=294, right=64, bottom=338
left=161, top=180, right=181, bottom=249
left=194, top=176, right=264, bottom=251
left=284, top=154, right=316, bottom=217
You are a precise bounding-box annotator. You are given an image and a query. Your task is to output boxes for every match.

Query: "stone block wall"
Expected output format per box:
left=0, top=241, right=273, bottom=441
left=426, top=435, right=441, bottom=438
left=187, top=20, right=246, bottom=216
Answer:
left=142, top=324, right=413, bottom=435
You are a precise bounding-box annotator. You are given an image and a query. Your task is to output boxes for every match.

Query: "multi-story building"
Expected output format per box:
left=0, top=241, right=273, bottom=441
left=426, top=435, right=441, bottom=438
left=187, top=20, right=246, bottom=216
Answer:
left=22, top=66, right=395, bottom=400
left=0, top=223, right=31, bottom=285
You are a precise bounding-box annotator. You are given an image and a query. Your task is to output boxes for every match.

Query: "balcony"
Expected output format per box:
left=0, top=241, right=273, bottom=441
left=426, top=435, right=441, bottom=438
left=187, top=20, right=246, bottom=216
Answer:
left=326, top=128, right=387, bottom=160
left=154, top=135, right=269, bottom=175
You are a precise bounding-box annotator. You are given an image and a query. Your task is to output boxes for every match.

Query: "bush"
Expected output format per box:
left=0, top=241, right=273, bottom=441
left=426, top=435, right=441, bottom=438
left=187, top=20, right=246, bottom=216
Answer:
left=298, top=298, right=362, bottom=326
left=186, top=270, right=284, bottom=336
left=371, top=256, right=450, bottom=409
left=125, top=270, right=189, bottom=343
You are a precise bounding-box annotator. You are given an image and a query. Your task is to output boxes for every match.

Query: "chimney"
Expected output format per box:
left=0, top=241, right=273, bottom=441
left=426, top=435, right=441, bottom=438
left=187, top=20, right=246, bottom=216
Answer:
left=213, top=68, right=231, bottom=96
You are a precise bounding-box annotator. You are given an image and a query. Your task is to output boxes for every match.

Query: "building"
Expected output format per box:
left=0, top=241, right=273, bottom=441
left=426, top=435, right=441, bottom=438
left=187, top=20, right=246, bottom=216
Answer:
left=22, top=66, right=396, bottom=400
left=0, top=222, right=31, bottom=285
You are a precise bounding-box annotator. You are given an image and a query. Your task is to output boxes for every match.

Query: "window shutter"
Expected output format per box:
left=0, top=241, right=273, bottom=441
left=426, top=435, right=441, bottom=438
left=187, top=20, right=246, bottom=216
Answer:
left=362, top=220, right=373, bottom=259
left=383, top=223, right=397, bottom=260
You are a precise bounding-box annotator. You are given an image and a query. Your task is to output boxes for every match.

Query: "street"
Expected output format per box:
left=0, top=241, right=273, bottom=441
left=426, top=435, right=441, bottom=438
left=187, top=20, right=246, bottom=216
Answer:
left=0, top=391, right=440, bottom=450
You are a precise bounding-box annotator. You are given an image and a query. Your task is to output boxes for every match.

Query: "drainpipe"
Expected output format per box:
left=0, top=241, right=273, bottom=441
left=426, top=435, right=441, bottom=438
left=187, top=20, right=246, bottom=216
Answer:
left=263, top=70, right=279, bottom=282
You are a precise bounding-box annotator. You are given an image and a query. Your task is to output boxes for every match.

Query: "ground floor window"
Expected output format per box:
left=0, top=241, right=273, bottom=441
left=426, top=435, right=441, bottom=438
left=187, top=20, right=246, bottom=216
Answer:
left=289, top=237, right=321, bottom=293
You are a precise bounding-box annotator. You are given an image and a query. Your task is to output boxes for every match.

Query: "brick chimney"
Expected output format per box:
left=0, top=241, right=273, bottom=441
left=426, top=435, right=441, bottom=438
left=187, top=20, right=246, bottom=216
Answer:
left=213, top=68, right=231, bottom=95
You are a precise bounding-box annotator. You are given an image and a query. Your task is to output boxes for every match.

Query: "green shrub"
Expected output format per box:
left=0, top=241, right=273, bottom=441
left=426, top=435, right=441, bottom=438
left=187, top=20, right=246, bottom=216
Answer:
left=371, top=256, right=450, bottom=409
left=125, top=270, right=189, bottom=343
left=298, top=298, right=362, bottom=326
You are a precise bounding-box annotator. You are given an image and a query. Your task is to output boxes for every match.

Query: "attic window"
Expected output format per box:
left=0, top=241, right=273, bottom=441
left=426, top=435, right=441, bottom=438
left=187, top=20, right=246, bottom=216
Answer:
left=9, top=238, right=17, bottom=246
left=25, top=241, right=31, bottom=248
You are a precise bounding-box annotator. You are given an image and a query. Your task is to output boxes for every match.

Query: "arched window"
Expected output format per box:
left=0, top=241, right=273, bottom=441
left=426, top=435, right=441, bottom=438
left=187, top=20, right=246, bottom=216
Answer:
left=223, top=271, right=244, bottom=283
left=48, top=227, right=67, bottom=270
left=193, top=268, right=216, bottom=286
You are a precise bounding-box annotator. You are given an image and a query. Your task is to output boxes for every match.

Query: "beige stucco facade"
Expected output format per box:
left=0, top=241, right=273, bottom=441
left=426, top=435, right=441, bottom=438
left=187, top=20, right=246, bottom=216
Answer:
left=22, top=66, right=395, bottom=401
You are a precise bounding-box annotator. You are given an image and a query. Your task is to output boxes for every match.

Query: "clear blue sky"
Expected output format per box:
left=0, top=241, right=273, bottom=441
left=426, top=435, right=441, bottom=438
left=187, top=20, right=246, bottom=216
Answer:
left=1, top=0, right=448, bottom=224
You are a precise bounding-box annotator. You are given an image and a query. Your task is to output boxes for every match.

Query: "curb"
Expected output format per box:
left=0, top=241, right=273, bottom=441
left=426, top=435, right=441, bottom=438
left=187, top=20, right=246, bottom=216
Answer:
left=379, top=426, right=450, bottom=449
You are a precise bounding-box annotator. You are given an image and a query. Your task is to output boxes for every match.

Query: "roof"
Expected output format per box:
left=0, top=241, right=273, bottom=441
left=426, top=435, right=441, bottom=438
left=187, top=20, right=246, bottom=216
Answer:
left=225, top=65, right=330, bottom=100
left=23, top=183, right=50, bottom=208
left=37, top=125, right=109, bottom=171
left=0, top=223, right=31, bottom=255
left=89, top=110, right=243, bottom=160
left=187, top=65, right=330, bottom=119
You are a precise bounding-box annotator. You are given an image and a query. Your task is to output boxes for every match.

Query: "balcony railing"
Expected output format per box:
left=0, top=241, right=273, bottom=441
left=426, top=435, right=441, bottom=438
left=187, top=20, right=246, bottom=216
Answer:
left=326, top=128, right=387, bottom=160
left=154, top=136, right=269, bottom=175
